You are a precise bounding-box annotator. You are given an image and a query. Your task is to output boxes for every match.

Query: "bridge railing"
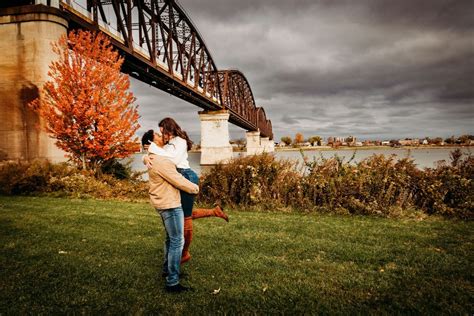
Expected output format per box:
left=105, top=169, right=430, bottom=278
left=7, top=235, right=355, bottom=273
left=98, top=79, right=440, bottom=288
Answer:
left=61, top=0, right=92, bottom=22
left=62, top=0, right=126, bottom=44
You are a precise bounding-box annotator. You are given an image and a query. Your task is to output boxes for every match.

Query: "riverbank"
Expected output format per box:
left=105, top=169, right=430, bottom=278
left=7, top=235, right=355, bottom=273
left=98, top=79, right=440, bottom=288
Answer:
left=1, top=196, right=472, bottom=314
left=275, top=145, right=472, bottom=152
left=187, top=145, right=472, bottom=154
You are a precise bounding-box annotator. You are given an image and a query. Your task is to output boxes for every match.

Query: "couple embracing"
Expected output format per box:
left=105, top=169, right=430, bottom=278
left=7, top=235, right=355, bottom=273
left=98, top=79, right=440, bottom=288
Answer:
left=141, top=118, right=229, bottom=293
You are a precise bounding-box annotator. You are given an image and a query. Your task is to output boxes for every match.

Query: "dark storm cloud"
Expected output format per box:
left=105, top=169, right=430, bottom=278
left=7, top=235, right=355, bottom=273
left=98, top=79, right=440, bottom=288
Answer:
left=180, top=0, right=474, bottom=31
left=130, top=0, right=473, bottom=142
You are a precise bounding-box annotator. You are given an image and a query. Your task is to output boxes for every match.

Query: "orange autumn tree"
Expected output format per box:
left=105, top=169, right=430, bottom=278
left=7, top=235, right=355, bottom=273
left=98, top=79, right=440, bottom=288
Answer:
left=294, top=133, right=304, bottom=145
left=30, top=30, right=140, bottom=171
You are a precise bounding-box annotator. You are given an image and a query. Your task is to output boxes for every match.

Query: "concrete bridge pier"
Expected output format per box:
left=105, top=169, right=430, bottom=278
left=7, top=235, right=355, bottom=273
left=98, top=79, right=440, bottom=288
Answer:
left=0, top=6, right=67, bottom=162
left=261, top=137, right=275, bottom=153
left=246, top=130, right=263, bottom=155
left=198, top=110, right=233, bottom=165
left=246, top=131, right=274, bottom=155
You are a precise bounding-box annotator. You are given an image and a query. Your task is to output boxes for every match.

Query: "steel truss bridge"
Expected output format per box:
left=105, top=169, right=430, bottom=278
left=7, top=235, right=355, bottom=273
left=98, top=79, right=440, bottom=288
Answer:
left=2, top=0, right=273, bottom=139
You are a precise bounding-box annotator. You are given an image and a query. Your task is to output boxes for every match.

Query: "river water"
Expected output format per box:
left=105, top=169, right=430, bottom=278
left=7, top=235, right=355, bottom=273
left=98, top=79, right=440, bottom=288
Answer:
left=130, top=147, right=471, bottom=177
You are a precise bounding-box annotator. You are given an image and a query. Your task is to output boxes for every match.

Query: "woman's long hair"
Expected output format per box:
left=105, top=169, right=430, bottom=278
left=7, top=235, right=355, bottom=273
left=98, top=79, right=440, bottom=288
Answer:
left=158, top=118, right=193, bottom=151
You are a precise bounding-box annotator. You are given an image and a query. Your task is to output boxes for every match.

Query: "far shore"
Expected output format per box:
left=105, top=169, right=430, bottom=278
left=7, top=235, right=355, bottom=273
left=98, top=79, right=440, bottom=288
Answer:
left=187, top=145, right=471, bottom=153
left=275, top=145, right=471, bottom=152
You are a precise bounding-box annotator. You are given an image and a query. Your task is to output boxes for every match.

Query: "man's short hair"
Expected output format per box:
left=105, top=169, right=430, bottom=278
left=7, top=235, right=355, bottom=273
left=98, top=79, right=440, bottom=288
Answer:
left=141, top=129, right=155, bottom=148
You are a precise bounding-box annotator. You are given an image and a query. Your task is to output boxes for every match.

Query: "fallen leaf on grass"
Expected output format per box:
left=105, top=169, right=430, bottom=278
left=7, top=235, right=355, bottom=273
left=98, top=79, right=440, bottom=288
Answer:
left=263, top=286, right=268, bottom=293
left=385, top=262, right=397, bottom=270
left=211, top=288, right=221, bottom=295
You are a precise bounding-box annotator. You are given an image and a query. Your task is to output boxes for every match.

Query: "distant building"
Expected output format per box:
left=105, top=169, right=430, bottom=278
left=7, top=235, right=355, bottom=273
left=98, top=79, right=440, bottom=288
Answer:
left=399, top=139, right=411, bottom=146
left=328, top=136, right=345, bottom=143
left=328, top=136, right=350, bottom=146
left=398, top=138, right=420, bottom=146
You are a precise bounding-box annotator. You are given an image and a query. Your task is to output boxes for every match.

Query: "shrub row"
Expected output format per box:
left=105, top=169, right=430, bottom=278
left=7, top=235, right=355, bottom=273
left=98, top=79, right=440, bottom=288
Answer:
left=0, top=160, right=148, bottom=201
left=198, top=150, right=473, bottom=219
left=1, top=150, right=472, bottom=218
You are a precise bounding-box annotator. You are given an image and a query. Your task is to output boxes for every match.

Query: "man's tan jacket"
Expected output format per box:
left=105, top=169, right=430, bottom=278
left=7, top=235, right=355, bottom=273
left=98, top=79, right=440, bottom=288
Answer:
left=148, top=154, right=199, bottom=210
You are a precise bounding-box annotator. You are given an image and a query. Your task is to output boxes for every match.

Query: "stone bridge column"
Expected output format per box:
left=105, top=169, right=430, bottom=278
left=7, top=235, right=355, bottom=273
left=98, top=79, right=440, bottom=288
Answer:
left=246, top=130, right=263, bottom=155
left=246, top=132, right=275, bottom=155
left=260, top=137, right=275, bottom=153
left=0, top=7, right=67, bottom=161
left=198, top=110, right=233, bottom=165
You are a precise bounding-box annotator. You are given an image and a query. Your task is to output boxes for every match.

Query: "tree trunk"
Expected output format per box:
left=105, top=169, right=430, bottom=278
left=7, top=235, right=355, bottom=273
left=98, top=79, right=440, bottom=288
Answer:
left=82, top=153, right=86, bottom=170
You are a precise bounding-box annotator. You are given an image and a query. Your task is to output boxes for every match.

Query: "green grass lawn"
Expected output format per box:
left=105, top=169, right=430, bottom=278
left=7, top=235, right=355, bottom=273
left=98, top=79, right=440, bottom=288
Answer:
left=1, top=196, right=473, bottom=314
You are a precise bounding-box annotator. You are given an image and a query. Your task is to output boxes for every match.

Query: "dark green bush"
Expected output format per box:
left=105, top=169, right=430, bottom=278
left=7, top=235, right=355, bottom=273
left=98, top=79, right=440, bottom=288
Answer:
left=100, top=159, right=136, bottom=180
left=0, top=160, right=61, bottom=195
left=0, top=160, right=148, bottom=201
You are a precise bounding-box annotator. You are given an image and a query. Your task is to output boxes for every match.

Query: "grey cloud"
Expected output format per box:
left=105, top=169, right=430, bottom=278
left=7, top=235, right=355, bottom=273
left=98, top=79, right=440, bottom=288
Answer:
left=130, top=0, right=473, bottom=142
left=281, top=114, right=299, bottom=125
left=388, top=109, right=421, bottom=118
left=180, top=0, right=473, bottom=32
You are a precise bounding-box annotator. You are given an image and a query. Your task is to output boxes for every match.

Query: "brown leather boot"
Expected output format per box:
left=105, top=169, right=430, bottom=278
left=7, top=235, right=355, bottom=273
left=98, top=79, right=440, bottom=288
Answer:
left=181, top=217, right=193, bottom=264
left=213, top=205, right=229, bottom=222
left=192, top=205, right=229, bottom=222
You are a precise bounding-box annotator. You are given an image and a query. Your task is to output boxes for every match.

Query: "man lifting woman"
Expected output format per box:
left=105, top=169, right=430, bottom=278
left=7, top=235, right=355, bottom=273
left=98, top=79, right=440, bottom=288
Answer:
left=142, top=118, right=228, bottom=292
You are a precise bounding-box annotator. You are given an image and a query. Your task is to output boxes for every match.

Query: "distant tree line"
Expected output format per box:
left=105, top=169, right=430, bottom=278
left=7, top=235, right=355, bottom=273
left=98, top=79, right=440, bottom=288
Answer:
left=280, top=133, right=322, bottom=146
left=279, top=134, right=474, bottom=147
left=444, top=135, right=474, bottom=145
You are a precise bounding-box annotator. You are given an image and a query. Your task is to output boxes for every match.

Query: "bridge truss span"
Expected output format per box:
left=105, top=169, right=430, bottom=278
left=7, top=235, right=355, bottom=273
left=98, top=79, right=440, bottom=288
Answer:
left=218, top=70, right=272, bottom=139
left=60, top=0, right=273, bottom=139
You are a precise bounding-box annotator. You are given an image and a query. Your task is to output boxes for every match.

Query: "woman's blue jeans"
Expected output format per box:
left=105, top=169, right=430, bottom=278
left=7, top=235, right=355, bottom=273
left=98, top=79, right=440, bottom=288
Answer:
left=159, top=206, right=184, bottom=287
left=177, top=168, right=199, bottom=218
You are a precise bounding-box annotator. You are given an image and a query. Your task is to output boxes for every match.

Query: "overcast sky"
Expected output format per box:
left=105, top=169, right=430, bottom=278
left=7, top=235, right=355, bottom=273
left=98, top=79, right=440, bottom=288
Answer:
left=132, top=0, right=473, bottom=142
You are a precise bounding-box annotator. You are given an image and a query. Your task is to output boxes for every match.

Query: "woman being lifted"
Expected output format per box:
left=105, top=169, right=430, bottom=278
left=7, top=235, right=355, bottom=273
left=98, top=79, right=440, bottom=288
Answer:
left=143, top=117, right=228, bottom=264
